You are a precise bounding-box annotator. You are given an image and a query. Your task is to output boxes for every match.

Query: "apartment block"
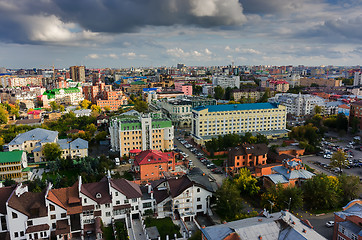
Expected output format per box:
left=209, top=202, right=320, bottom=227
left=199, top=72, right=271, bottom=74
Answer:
left=191, top=103, right=288, bottom=144
left=212, top=75, right=240, bottom=89
left=268, top=93, right=326, bottom=116
left=349, top=101, right=362, bottom=130
left=43, top=85, right=84, bottom=105
left=69, top=66, right=85, bottom=82
left=232, top=87, right=275, bottom=102
left=109, top=113, right=174, bottom=156
left=174, top=82, right=192, bottom=96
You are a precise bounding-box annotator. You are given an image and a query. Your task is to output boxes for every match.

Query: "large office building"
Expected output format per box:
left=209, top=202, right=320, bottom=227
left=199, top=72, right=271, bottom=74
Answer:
left=212, top=75, right=240, bottom=89
left=109, top=113, right=174, bottom=156
left=191, top=103, right=288, bottom=144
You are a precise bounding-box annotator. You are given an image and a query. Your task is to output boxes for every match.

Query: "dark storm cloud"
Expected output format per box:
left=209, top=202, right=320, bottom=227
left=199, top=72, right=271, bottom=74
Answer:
left=0, top=0, right=246, bottom=44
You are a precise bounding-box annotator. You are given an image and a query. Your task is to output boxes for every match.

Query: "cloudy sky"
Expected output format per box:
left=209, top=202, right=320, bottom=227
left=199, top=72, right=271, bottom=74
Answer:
left=0, top=0, right=361, bottom=68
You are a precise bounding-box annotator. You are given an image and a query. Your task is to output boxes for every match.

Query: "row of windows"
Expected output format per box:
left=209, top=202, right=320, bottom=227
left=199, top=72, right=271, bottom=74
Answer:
left=199, top=109, right=284, bottom=116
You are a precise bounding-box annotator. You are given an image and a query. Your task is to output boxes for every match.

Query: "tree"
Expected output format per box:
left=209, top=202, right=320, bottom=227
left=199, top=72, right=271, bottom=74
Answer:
left=350, top=116, right=359, bottom=134
left=330, top=149, right=348, bottom=172
left=134, top=100, right=148, bottom=113
left=234, top=168, right=260, bottom=196
left=335, top=113, right=348, bottom=131
left=0, top=105, right=9, bottom=124
left=258, top=88, right=270, bottom=103
left=261, top=184, right=303, bottom=212
left=59, top=105, right=65, bottom=112
left=214, top=86, right=224, bottom=100
left=224, top=87, right=233, bottom=100
left=215, top=180, right=244, bottom=221
left=91, top=104, right=101, bottom=113
left=3, top=178, right=16, bottom=187
left=80, top=99, right=91, bottom=109
left=95, top=131, right=108, bottom=142
left=314, top=105, right=322, bottom=115
left=103, top=106, right=111, bottom=112
left=42, top=143, right=62, bottom=161
left=85, top=123, right=97, bottom=135
left=302, top=174, right=340, bottom=210
left=50, top=101, right=59, bottom=111
left=338, top=174, right=360, bottom=205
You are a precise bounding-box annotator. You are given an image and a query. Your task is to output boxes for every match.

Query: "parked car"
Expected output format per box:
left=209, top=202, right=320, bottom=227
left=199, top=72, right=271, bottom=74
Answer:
left=212, top=168, right=223, bottom=174
left=325, top=221, right=334, bottom=227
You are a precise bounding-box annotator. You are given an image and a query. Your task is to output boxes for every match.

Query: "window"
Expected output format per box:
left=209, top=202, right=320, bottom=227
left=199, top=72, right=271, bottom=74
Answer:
left=132, top=198, right=137, bottom=203
left=84, top=198, right=87, bottom=204
left=197, top=198, right=200, bottom=202
left=12, top=212, right=17, bottom=219
left=105, top=203, right=110, bottom=208
left=185, top=208, right=189, bottom=211
left=20, top=231, right=24, bottom=237
left=51, top=214, right=56, bottom=220
left=61, top=213, right=66, bottom=218
left=115, top=192, right=118, bottom=196
left=14, top=232, right=18, bottom=238
left=143, top=202, right=152, bottom=208
left=124, top=200, right=129, bottom=204
left=106, top=212, right=111, bottom=217
left=52, top=223, right=56, bottom=229
left=27, top=220, right=33, bottom=226
left=197, top=205, right=202, bottom=210
left=186, top=199, right=190, bottom=203
left=116, top=201, right=120, bottom=205
left=197, top=188, right=200, bottom=193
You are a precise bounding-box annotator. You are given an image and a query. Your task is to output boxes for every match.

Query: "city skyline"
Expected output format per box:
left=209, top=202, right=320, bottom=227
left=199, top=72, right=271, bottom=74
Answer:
left=0, top=0, right=361, bottom=68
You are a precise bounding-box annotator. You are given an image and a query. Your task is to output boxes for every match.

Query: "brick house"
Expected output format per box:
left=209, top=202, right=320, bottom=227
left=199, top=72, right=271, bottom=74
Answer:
left=226, top=144, right=268, bottom=175
left=333, top=199, right=362, bottom=240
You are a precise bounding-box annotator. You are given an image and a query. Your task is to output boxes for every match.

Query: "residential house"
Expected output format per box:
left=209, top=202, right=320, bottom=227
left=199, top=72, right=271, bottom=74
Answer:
left=227, top=144, right=268, bottom=175
left=333, top=199, right=362, bottom=240
left=263, top=158, right=314, bottom=188
left=201, top=210, right=326, bottom=240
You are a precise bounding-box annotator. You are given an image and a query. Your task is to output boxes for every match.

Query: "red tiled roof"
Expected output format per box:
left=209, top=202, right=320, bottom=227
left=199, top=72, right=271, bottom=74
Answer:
left=47, top=181, right=82, bottom=215
left=134, top=150, right=174, bottom=166
left=55, top=219, right=70, bottom=235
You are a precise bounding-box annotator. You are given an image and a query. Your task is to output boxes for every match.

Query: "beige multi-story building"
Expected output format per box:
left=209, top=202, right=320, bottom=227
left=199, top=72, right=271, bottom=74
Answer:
left=109, top=113, right=174, bottom=156
left=232, top=87, right=275, bottom=102
left=191, top=103, right=288, bottom=144
left=0, top=151, right=29, bottom=182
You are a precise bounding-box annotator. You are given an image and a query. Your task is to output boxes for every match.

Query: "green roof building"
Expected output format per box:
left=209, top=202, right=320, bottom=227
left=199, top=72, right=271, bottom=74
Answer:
left=0, top=151, right=29, bottom=182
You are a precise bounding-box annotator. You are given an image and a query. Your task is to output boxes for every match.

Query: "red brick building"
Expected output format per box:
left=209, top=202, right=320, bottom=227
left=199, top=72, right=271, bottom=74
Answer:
left=226, top=143, right=268, bottom=175
left=349, top=101, right=362, bottom=130
left=132, top=150, right=176, bottom=182
left=333, top=199, right=362, bottom=240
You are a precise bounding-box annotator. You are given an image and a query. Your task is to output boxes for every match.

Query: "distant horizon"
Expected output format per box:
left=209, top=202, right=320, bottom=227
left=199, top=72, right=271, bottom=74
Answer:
left=0, top=0, right=361, bottom=68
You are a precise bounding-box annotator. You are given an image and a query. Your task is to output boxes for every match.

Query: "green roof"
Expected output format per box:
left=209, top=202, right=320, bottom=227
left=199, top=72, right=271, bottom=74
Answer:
left=22, top=167, right=31, bottom=172
left=0, top=151, right=24, bottom=163
left=131, top=81, right=146, bottom=85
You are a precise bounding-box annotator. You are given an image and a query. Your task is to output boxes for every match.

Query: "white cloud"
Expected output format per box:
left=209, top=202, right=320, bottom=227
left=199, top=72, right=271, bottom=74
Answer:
left=87, top=54, right=100, bottom=59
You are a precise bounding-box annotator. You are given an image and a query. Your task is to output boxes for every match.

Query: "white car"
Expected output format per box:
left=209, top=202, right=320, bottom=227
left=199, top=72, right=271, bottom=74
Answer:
left=325, top=221, right=334, bottom=227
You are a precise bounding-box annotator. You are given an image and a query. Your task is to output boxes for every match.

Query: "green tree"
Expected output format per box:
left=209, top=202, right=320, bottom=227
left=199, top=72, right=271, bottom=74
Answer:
left=261, top=184, right=303, bottom=212
left=215, top=180, right=244, bottom=221
left=338, top=174, right=361, bottom=205
left=3, top=178, right=16, bottom=187
left=330, top=149, right=348, bottom=172
left=103, top=106, right=111, bottom=112
left=224, top=87, right=233, bottom=100
left=0, top=105, right=9, bottom=124
left=42, top=143, right=62, bottom=161
left=335, top=113, right=348, bottom=131
left=134, top=100, right=148, bottom=113
left=350, top=116, right=359, bottom=134
left=50, top=101, right=59, bottom=111
left=85, top=123, right=97, bottom=135
left=80, top=99, right=91, bottom=109
left=214, top=86, right=224, bottom=100
left=234, top=168, right=260, bottom=196
left=59, top=105, right=65, bottom=112
left=302, top=174, right=339, bottom=210
left=95, top=131, right=108, bottom=142
left=258, top=88, right=270, bottom=103
left=314, top=105, right=322, bottom=115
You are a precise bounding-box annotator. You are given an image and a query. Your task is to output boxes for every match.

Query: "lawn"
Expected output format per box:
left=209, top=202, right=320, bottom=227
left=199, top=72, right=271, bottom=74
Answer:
left=144, top=217, right=181, bottom=240
left=102, top=226, right=115, bottom=240
left=115, top=220, right=128, bottom=240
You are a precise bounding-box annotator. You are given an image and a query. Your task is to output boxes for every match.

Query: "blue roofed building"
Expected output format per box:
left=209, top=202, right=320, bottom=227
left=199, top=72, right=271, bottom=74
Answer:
left=191, top=103, right=288, bottom=145
left=263, top=158, right=314, bottom=188
left=333, top=199, right=362, bottom=240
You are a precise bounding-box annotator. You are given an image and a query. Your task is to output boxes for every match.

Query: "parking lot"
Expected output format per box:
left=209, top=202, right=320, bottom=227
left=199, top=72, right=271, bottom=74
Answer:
left=174, top=136, right=226, bottom=186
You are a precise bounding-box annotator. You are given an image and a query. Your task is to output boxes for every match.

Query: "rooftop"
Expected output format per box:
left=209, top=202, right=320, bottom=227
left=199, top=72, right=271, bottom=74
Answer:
left=193, top=102, right=281, bottom=112
left=0, top=151, right=24, bottom=164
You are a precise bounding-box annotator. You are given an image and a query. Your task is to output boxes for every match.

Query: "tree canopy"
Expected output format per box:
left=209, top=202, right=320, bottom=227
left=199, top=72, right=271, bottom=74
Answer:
left=0, top=105, right=9, bottom=124
left=215, top=180, right=244, bottom=221
left=42, top=143, right=62, bottom=161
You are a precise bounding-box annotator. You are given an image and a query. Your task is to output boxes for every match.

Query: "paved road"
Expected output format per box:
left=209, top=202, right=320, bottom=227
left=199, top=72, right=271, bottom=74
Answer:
left=132, top=219, right=147, bottom=240
left=174, top=138, right=226, bottom=186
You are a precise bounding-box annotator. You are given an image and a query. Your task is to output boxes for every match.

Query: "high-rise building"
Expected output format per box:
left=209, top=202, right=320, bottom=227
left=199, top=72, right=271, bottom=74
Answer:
left=353, top=71, right=362, bottom=86
left=70, top=66, right=85, bottom=82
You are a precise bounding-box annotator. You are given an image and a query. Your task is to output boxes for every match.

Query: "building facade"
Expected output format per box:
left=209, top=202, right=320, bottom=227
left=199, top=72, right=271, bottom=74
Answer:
left=349, top=101, right=362, bottom=130
left=0, top=151, right=29, bottom=182
left=333, top=199, right=362, bottom=240
left=191, top=103, right=288, bottom=144
left=70, top=66, right=85, bottom=82
left=109, top=113, right=174, bottom=156
left=212, top=75, right=240, bottom=89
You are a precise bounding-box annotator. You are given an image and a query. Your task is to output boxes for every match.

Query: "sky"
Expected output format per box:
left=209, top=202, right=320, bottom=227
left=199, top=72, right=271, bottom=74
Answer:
left=0, top=0, right=361, bottom=69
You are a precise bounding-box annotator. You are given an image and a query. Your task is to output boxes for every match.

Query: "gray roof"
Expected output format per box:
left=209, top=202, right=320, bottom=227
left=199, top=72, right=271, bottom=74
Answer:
left=272, top=166, right=315, bottom=180
left=9, top=128, right=58, bottom=146
left=58, top=138, right=88, bottom=150
left=73, top=109, right=92, bottom=115
left=202, top=211, right=326, bottom=240
left=335, top=200, right=362, bottom=220
left=265, top=174, right=289, bottom=184
left=338, top=221, right=362, bottom=237
left=145, top=226, right=160, bottom=240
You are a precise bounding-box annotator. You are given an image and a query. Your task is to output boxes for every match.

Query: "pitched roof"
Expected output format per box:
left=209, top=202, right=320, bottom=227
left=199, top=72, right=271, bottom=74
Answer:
left=0, top=186, right=16, bottom=214
left=8, top=189, right=48, bottom=218
left=81, top=178, right=111, bottom=204
left=26, top=224, right=50, bottom=233
left=168, top=176, right=193, bottom=198
left=0, top=151, right=24, bottom=164
left=110, top=178, right=142, bottom=199
left=134, top=150, right=174, bottom=166
left=271, top=166, right=315, bottom=180
left=48, top=182, right=82, bottom=215
left=9, top=128, right=58, bottom=146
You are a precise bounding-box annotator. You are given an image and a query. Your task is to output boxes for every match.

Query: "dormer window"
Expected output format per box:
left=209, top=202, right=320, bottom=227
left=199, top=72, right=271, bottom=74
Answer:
left=96, top=193, right=102, bottom=199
